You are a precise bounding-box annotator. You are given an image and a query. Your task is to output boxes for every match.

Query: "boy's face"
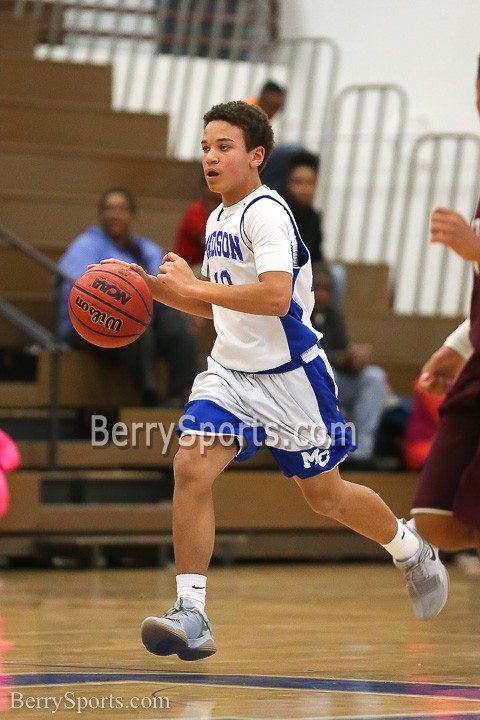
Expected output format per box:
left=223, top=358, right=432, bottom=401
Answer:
left=201, top=120, right=264, bottom=204
left=286, top=165, right=317, bottom=207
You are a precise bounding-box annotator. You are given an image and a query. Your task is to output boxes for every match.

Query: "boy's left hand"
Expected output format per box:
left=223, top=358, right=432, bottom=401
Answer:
left=158, top=252, right=198, bottom=297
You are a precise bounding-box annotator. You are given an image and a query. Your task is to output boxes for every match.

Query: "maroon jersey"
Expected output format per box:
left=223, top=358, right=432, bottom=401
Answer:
left=469, top=195, right=480, bottom=351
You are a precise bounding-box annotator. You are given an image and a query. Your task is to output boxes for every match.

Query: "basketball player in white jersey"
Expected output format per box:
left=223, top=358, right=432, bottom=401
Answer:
left=103, top=101, right=448, bottom=660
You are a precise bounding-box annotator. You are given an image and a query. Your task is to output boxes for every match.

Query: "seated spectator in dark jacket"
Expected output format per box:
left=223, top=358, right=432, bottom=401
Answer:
left=311, top=262, right=388, bottom=469
left=282, top=151, right=345, bottom=307
left=281, top=150, right=324, bottom=262
left=58, top=187, right=198, bottom=407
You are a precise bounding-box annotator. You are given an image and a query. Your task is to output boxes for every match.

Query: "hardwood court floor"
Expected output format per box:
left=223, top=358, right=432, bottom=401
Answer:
left=1, top=560, right=480, bottom=719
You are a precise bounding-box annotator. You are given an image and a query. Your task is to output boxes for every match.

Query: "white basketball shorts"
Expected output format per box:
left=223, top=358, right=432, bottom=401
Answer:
left=177, top=344, right=355, bottom=479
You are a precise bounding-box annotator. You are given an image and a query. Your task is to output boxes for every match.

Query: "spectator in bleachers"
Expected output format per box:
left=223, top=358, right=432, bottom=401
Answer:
left=246, top=80, right=306, bottom=194
left=173, top=175, right=220, bottom=277
left=311, top=261, right=388, bottom=470
left=245, top=80, right=286, bottom=120
left=282, top=151, right=344, bottom=307
left=281, top=150, right=324, bottom=262
left=58, top=188, right=198, bottom=407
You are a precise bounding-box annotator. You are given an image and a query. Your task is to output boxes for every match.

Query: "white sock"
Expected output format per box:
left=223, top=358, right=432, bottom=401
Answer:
left=382, top=519, right=420, bottom=561
left=176, top=574, right=207, bottom=612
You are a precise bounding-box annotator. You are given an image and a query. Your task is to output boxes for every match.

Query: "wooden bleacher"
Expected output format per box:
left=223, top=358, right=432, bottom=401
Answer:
left=0, top=96, right=169, bottom=154
left=342, top=263, right=463, bottom=395
left=0, top=53, right=112, bottom=104
left=0, top=10, right=38, bottom=55
left=0, top=12, right=462, bottom=565
left=0, top=192, right=189, bottom=254
left=2, top=467, right=418, bottom=566
left=0, top=15, right=200, bottom=354
left=0, top=142, right=200, bottom=198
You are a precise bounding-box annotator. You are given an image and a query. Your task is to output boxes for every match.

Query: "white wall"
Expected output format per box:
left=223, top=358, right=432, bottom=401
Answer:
left=279, top=0, right=480, bottom=136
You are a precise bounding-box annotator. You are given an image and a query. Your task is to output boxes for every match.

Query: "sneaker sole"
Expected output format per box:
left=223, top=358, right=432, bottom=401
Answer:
left=141, top=617, right=217, bottom=661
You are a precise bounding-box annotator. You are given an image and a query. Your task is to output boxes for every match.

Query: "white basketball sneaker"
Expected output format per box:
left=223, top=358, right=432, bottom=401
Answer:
left=141, top=598, right=217, bottom=661
left=394, top=519, right=449, bottom=619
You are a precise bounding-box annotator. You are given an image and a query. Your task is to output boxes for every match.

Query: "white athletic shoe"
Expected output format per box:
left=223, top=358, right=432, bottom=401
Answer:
left=141, top=598, right=217, bottom=661
left=394, top=519, right=449, bottom=619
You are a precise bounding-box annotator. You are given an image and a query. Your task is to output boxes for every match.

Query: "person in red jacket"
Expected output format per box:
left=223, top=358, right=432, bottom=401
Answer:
left=403, top=380, right=444, bottom=472
left=173, top=176, right=220, bottom=276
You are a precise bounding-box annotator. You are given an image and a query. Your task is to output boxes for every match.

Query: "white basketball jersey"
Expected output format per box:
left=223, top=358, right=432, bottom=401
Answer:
left=201, top=185, right=321, bottom=372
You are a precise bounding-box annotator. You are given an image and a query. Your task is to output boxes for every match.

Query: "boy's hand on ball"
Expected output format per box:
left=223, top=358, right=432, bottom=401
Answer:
left=127, top=263, right=159, bottom=297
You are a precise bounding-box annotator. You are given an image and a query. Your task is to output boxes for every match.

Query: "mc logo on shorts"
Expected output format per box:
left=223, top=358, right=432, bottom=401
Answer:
left=301, top=448, right=330, bottom=469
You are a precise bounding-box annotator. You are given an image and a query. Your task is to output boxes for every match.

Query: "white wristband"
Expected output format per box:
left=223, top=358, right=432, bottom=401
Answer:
left=444, top=318, right=474, bottom=360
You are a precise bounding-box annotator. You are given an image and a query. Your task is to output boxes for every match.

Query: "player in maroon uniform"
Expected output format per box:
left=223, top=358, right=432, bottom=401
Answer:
left=409, top=56, right=480, bottom=554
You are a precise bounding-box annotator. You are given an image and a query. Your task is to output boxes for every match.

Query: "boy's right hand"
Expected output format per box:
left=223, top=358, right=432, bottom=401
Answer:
left=95, top=258, right=156, bottom=294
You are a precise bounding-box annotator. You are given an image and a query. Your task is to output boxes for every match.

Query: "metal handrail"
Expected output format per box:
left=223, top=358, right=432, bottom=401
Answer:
left=394, top=133, right=480, bottom=316
left=0, top=225, right=74, bottom=471
left=320, top=83, right=407, bottom=263
left=0, top=295, right=59, bottom=350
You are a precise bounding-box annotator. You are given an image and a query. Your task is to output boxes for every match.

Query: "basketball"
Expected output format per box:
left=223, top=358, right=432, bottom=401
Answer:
left=68, top=263, right=153, bottom=348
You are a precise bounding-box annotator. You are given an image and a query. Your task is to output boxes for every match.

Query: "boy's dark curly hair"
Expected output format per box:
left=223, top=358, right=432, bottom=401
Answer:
left=203, top=100, right=274, bottom=172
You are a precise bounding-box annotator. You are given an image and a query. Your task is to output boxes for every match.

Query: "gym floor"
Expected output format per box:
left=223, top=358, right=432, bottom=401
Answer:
left=2, top=560, right=480, bottom=719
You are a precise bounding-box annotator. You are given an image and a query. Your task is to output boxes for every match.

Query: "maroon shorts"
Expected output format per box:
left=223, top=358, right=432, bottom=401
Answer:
left=411, top=352, right=480, bottom=529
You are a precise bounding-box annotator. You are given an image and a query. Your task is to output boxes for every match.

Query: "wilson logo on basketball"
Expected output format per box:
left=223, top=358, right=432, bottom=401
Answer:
left=74, top=295, right=123, bottom=332
left=91, top=277, right=132, bottom=305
